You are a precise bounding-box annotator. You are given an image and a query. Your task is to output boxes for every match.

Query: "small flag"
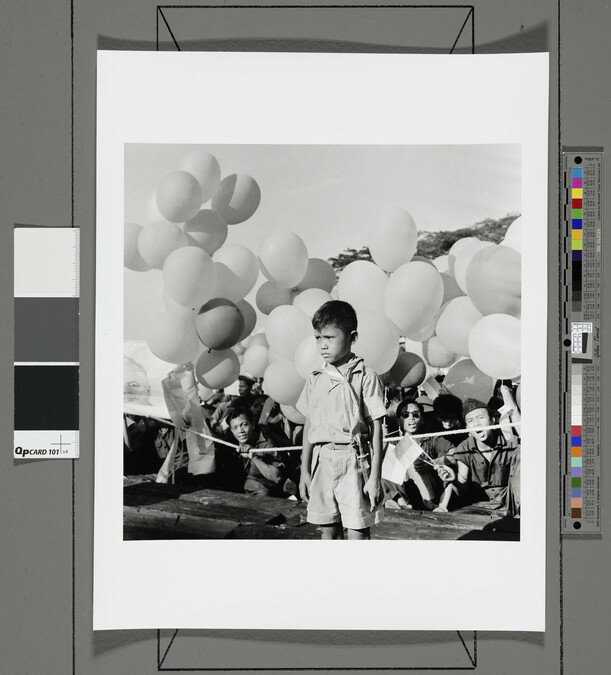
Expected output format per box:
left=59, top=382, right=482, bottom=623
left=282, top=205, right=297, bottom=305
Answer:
left=381, top=435, right=423, bottom=483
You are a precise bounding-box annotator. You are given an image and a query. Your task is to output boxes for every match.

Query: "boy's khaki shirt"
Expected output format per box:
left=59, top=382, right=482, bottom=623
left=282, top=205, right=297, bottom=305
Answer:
left=296, top=355, right=386, bottom=445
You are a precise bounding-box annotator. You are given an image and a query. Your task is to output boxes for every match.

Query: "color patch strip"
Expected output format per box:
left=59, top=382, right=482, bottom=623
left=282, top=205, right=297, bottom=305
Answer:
left=14, top=227, right=79, bottom=459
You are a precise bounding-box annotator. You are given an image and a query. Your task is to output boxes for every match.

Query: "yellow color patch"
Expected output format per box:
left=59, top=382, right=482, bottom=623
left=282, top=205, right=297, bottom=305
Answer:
left=572, top=188, right=583, bottom=198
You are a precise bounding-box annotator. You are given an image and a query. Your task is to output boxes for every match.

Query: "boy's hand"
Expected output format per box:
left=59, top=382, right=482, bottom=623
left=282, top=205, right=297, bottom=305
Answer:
left=363, top=476, right=381, bottom=511
left=299, top=472, right=311, bottom=503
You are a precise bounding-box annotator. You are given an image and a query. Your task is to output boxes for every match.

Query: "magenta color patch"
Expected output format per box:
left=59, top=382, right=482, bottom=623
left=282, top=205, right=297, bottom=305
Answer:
left=572, top=178, right=582, bottom=188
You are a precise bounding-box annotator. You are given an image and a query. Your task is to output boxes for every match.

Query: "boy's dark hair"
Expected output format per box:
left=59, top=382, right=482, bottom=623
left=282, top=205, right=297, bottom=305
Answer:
left=432, top=394, right=463, bottom=420
left=312, top=300, right=357, bottom=335
left=225, top=406, right=254, bottom=427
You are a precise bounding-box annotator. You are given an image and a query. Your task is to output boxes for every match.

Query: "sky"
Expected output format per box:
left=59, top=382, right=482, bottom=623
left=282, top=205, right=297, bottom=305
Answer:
left=124, top=143, right=520, bottom=340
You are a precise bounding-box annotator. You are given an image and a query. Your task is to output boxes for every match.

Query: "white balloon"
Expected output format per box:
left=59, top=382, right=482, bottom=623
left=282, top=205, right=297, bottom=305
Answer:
left=178, top=149, right=221, bottom=203
left=502, top=216, right=522, bottom=252
left=453, top=239, right=494, bottom=293
left=294, top=336, right=323, bottom=379
left=368, top=206, right=418, bottom=272
left=258, top=230, right=309, bottom=289
left=293, top=288, right=333, bottom=318
left=265, top=305, right=312, bottom=359
left=337, top=261, right=388, bottom=313
left=211, top=244, right=259, bottom=303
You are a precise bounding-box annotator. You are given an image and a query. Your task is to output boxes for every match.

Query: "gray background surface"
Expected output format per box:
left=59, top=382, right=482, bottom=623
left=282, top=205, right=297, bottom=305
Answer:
left=2, top=1, right=610, bottom=673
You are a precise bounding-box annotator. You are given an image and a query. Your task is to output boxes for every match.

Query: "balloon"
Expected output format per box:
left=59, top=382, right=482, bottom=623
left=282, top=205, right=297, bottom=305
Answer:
left=404, top=316, right=436, bottom=342
left=163, top=290, right=196, bottom=320
left=502, top=216, right=522, bottom=252
left=423, top=336, right=456, bottom=368
left=243, top=344, right=269, bottom=378
left=255, top=281, right=294, bottom=315
left=195, top=298, right=244, bottom=350
left=280, top=404, right=306, bottom=425
left=183, top=209, right=228, bottom=255
left=138, top=222, right=188, bottom=269
left=249, top=332, right=269, bottom=349
left=337, top=261, right=388, bottom=313
left=387, top=351, right=426, bottom=388
left=236, top=299, right=257, bottom=342
left=178, top=149, right=221, bottom=203
left=453, top=239, right=494, bottom=293
left=368, top=206, right=418, bottom=272
left=212, top=174, right=261, bottom=224
left=294, top=336, right=322, bottom=379
left=124, top=223, right=151, bottom=271
left=440, top=271, right=464, bottom=305
left=147, top=313, right=200, bottom=365
left=465, top=245, right=521, bottom=317
left=162, top=246, right=216, bottom=307
left=435, top=296, right=483, bottom=357
left=295, top=258, right=337, bottom=293
left=233, top=343, right=246, bottom=356
left=384, top=262, right=444, bottom=336
left=433, top=255, right=450, bottom=273
left=156, top=170, right=202, bottom=223
left=293, top=288, right=333, bottom=318
left=353, top=312, right=400, bottom=375
left=211, top=244, right=259, bottom=302
left=516, top=383, right=521, bottom=409
left=195, top=348, right=240, bottom=389
left=468, top=314, right=521, bottom=380
left=444, top=358, right=495, bottom=402
left=330, top=285, right=339, bottom=300
left=265, top=305, right=312, bottom=359
left=258, top=230, right=309, bottom=289
left=263, top=361, right=305, bottom=407
left=268, top=349, right=291, bottom=364
left=411, top=256, right=436, bottom=266
left=448, top=237, right=479, bottom=276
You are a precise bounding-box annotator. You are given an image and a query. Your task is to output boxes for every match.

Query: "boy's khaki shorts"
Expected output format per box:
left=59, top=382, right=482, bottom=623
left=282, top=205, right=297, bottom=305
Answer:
left=307, top=442, right=375, bottom=531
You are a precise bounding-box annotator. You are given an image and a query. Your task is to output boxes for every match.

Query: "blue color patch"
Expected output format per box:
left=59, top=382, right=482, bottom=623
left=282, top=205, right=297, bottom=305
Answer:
left=572, top=168, right=583, bottom=178
left=571, top=436, right=582, bottom=447
left=572, top=488, right=582, bottom=498
left=572, top=219, right=582, bottom=229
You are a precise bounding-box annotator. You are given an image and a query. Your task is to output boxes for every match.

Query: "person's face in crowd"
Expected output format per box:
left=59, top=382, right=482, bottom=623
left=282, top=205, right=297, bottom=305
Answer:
left=229, top=414, right=255, bottom=445
left=439, top=415, right=461, bottom=431
left=400, top=403, right=423, bottom=435
left=315, top=323, right=355, bottom=366
left=465, top=408, right=492, bottom=444
left=238, top=379, right=252, bottom=397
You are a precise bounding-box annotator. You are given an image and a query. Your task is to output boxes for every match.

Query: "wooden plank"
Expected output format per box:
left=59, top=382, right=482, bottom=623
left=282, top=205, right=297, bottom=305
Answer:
left=123, top=505, right=238, bottom=540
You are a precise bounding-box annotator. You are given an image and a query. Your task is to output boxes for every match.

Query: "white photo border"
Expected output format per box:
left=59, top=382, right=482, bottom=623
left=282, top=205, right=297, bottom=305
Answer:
left=95, top=51, right=549, bottom=631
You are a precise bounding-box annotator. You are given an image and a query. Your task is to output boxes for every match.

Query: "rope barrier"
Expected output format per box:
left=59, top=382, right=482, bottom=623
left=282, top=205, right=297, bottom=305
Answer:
left=126, top=412, right=520, bottom=455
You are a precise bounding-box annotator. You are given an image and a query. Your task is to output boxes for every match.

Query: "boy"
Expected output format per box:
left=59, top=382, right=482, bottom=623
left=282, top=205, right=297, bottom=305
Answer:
left=297, top=300, right=386, bottom=540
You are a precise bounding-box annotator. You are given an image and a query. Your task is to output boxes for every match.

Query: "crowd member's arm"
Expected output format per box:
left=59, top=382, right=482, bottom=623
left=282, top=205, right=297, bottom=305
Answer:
left=299, top=419, right=313, bottom=502
left=363, top=417, right=383, bottom=511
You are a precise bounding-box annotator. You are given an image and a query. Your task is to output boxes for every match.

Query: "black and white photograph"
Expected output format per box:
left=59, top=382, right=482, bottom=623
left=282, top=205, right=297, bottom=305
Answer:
left=95, top=51, right=548, bottom=631
left=122, top=142, right=523, bottom=543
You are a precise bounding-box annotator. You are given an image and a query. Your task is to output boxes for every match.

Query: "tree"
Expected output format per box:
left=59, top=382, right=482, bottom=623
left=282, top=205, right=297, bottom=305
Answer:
left=327, top=213, right=520, bottom=274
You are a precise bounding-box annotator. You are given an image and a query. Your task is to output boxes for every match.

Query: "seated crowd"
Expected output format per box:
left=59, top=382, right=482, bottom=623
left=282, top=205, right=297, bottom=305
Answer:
left=124, top=374, right=521, bottom=517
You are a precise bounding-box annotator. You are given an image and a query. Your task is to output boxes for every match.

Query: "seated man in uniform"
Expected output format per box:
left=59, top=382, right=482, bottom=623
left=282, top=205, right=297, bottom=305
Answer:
left=436, top=398, right=520, bottom=516
left=226, top=407, right=286, bottom=497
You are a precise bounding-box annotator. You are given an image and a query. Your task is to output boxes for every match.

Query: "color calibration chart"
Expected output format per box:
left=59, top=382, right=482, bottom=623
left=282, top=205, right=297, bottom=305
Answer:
left=562, top=152, right=602, bottom=534
left=13, top=227, right=80, bottom=459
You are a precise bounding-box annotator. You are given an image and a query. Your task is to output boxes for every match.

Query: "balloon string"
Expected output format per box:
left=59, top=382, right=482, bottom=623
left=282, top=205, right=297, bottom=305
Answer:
left=127, top=413, right=520, bottom=455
